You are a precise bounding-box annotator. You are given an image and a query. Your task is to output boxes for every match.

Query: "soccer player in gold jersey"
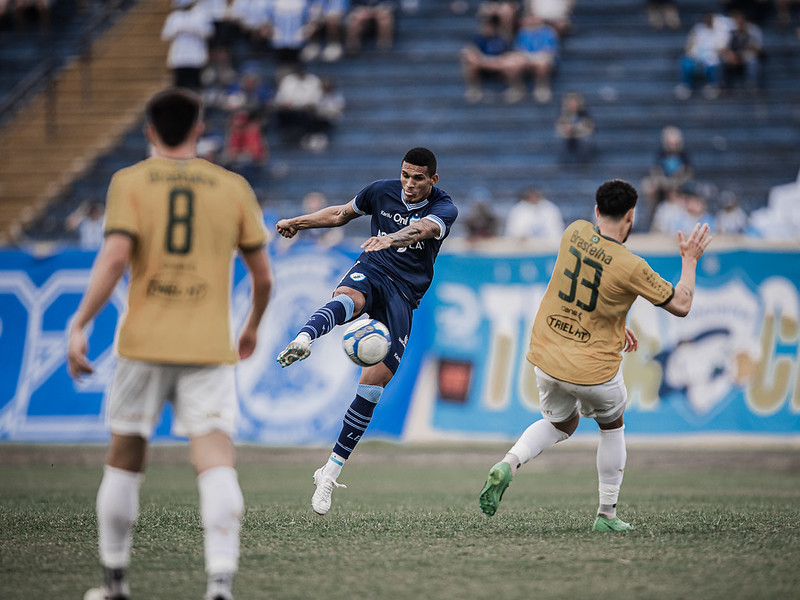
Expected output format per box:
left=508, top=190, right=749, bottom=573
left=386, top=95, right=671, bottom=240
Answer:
left=67, top=88, right=272, bottom=600
left=479, top=179, right=711, bottom=531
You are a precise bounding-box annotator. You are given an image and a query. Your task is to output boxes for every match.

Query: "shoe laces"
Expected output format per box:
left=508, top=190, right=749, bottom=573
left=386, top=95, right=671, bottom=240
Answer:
left=318, top=475, right=347, bottom=495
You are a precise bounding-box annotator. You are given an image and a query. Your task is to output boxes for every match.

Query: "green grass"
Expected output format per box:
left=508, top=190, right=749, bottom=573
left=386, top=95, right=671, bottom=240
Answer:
left=1, top=443, right=800, bottom=599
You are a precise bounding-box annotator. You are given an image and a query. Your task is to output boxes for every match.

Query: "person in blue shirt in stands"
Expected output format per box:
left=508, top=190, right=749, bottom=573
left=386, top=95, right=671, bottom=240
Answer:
left=508, top=12, right=559, bottom=103
left=274, top=147, right=458, bottom=515
left=460, top=13, right=519, bottom=103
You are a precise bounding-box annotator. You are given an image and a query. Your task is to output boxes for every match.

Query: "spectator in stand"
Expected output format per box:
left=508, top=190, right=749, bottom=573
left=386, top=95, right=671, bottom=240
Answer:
left=223, top=63, right=274, bottom=114
left=304, top=76, right=346, bottom=152
left=262, top=0, right=315, bottom=77
left=651, top=183, right=714, bottom=235
left=714, top=191, right=748, bottom=235
left=526, top=0, right=574, bottom=38
left=197, top=0, right=245, bottom=59
left=508, top=12, right=559, bottom=103
left=272, top=63, right=325, bottom=148
left=232, top=0, right=271, bottom=51
left=555, top=91, right=595, bottom=162
left=683, top=186, right=715, bottom=231
left=462, top=187, right=501, bottom=243
left=650, top=187, right=690, bottom=235
left=460, top=13, right=520, bottom=103
left=640, top=125, right=693, bottom=224
left=346, top=0, right=396, bottom=54
left=222, top=109, right=269, bottom=182
left=66, top=201, right=105, bottom=251
left=201, top=44, right=239, bottom=109
left=720, top=10, right=763, bottom=93
left=478, top=1, right=522, bottom=38
left=645, top=0, right=680, bottom=30
left=162, top=0, right=214, bottom=91
left=302, top=0, right=347, bottom=62
left=504, top=187, right=564, bottom=241
left=675, top=13, right=730, bottom=100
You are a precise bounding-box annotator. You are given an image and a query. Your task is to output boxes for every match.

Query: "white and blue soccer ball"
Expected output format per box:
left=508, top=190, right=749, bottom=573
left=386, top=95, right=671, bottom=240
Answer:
left=342, top=319, right=391, bottom=367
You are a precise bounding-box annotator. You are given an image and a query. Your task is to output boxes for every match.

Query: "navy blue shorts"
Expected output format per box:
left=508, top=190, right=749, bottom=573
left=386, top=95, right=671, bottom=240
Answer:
left=336, top=260, right=413, bottom=374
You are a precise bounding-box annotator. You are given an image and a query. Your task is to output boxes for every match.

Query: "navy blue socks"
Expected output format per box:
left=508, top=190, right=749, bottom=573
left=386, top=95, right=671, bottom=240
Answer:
left=299, top=294, right=355, bottom=340
left=333, top=384, right=383, bottom=459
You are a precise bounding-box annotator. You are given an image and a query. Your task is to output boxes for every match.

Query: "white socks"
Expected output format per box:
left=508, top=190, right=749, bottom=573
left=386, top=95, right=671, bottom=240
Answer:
left=321, top=452, right=346, bottom=480
left=596, top=426, right=626, bottom=518
left=198, top=466, right=244, bottom=576
left=507, top=419, right=570, bottom=470
left=96, top=465, right=143, bottom=569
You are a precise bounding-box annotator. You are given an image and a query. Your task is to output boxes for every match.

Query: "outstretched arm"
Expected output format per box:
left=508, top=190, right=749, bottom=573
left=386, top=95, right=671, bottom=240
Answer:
left=361, top=217, right=441, bottom=252
left=275, top=200, right=360, bottom=239
left=662, top=223, right=712, bottom=317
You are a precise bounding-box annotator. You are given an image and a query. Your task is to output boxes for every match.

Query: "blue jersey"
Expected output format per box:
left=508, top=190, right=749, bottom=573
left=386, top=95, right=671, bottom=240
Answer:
left=351, top=179, right=458, bottom=307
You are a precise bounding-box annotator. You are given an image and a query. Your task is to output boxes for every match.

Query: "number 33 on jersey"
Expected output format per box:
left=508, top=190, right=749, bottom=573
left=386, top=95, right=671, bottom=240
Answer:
left=529, top=220, right=674, bottom=386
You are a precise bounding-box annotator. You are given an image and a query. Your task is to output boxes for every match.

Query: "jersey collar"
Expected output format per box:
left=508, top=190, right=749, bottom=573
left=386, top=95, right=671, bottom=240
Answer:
left=400, top=188, right=430, bottom=211
left=593, top=224, right=623, bottom=246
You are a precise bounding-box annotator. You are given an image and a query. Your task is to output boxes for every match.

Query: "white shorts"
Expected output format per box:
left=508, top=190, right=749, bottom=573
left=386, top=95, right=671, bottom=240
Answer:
left=535, top=366, right=627, bottom=425
left=106, top=358, right=238, bottom=439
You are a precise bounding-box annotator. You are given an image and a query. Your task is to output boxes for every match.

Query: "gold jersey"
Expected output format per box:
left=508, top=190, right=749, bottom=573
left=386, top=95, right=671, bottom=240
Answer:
left=104, top=156, right=267, bottom=365
left=528, top=220, right=674, bottom=385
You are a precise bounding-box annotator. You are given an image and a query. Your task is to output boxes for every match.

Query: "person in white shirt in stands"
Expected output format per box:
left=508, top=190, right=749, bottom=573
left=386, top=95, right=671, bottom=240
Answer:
left=504, top=187, right=565, bottom=241
left=273, top=64, right=324, bottom=148
left=162, top=0, right=214, bottom=91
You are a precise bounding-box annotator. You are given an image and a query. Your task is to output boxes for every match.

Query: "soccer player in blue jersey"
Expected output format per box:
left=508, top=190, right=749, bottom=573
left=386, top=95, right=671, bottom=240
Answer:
left=275, top=147, right=458, bottom=515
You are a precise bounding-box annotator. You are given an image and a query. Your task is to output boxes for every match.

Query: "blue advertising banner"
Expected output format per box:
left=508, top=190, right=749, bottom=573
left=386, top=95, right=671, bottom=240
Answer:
left=1, top=242, right=799, bottom=444
left=0, top=243, right=422, bottom=444
left=415, top=246, right=800, bottom=439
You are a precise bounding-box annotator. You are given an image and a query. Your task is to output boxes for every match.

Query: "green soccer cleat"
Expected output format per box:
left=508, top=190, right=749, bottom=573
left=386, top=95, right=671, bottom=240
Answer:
left=479, top=461, right=513, bottom=517
left=592, top=515, right=634, bottom=532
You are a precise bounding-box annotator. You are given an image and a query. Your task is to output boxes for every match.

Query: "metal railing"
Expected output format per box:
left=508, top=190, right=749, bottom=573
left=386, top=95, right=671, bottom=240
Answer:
left=0, top=0, right=131, bottom=139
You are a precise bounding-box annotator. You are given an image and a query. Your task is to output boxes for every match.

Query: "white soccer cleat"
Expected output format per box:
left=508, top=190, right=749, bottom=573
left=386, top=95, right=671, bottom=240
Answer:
left=84, top=587, right=130, bottom=600
left=277, top=334, right=312, bottom=367
left=311, top=467, right=346, bottom=515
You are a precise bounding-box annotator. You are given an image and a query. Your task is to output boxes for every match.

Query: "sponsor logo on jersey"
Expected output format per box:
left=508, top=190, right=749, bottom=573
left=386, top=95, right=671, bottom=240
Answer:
left=350, top=272, right=366, bottom=282
left=570, top=230, right=614, bottom=265
left=146, top=273, right=208, bottom=301
left=379, top=211, right=422, bottom=228
left=546, top=314, right=591, bottom=342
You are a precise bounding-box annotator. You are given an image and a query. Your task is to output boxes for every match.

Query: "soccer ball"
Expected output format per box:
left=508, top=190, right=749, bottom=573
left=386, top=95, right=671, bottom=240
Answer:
left=342, top=319, right=391, bottom=367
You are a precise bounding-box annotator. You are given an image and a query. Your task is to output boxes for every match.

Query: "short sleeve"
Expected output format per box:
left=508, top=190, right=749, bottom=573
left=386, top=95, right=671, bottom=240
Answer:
left=424, top=197, right=458, bottom=240
left=103, top=172, right=139, bottom=239
left=238, top=181, right=268, bottom=251
left=629, top=256, right=675, bottom=307
left=352, top=181, right=378, bottom=216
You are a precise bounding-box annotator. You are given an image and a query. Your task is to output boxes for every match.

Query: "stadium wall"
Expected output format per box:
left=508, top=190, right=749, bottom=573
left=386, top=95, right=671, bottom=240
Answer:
left=1, top=239, right=798, bottom=444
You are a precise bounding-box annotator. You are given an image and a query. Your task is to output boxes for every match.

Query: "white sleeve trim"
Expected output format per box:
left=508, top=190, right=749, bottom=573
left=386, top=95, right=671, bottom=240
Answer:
left=424, top=215, right=446, bottom=240
left=351, top=197, right=367, bottom=216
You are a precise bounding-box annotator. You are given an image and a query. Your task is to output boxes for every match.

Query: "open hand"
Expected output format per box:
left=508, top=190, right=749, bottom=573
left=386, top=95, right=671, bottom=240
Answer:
left=678, top=223, right=712, bottom=261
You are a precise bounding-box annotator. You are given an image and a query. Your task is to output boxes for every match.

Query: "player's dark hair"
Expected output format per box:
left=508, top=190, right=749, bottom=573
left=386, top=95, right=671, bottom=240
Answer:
left=402, top=147, right=437, bottom=176
left=596, top=179, right=637, bottom=219
left=146, top=88, right=201, bottom=148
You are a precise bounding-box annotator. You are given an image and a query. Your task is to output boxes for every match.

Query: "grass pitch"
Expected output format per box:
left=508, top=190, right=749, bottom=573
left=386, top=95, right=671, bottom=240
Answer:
left=1, top=441, right=799, bottom=600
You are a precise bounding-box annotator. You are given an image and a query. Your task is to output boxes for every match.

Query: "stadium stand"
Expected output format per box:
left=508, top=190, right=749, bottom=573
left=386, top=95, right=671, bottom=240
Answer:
left=3, top=0, right=800, bottom=244
left=0, top=0, right=167, bottom=243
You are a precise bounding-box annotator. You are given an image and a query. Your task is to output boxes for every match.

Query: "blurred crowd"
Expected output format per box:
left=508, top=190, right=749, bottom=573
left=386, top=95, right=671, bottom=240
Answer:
left=6, top=0, right=800, bottom=248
